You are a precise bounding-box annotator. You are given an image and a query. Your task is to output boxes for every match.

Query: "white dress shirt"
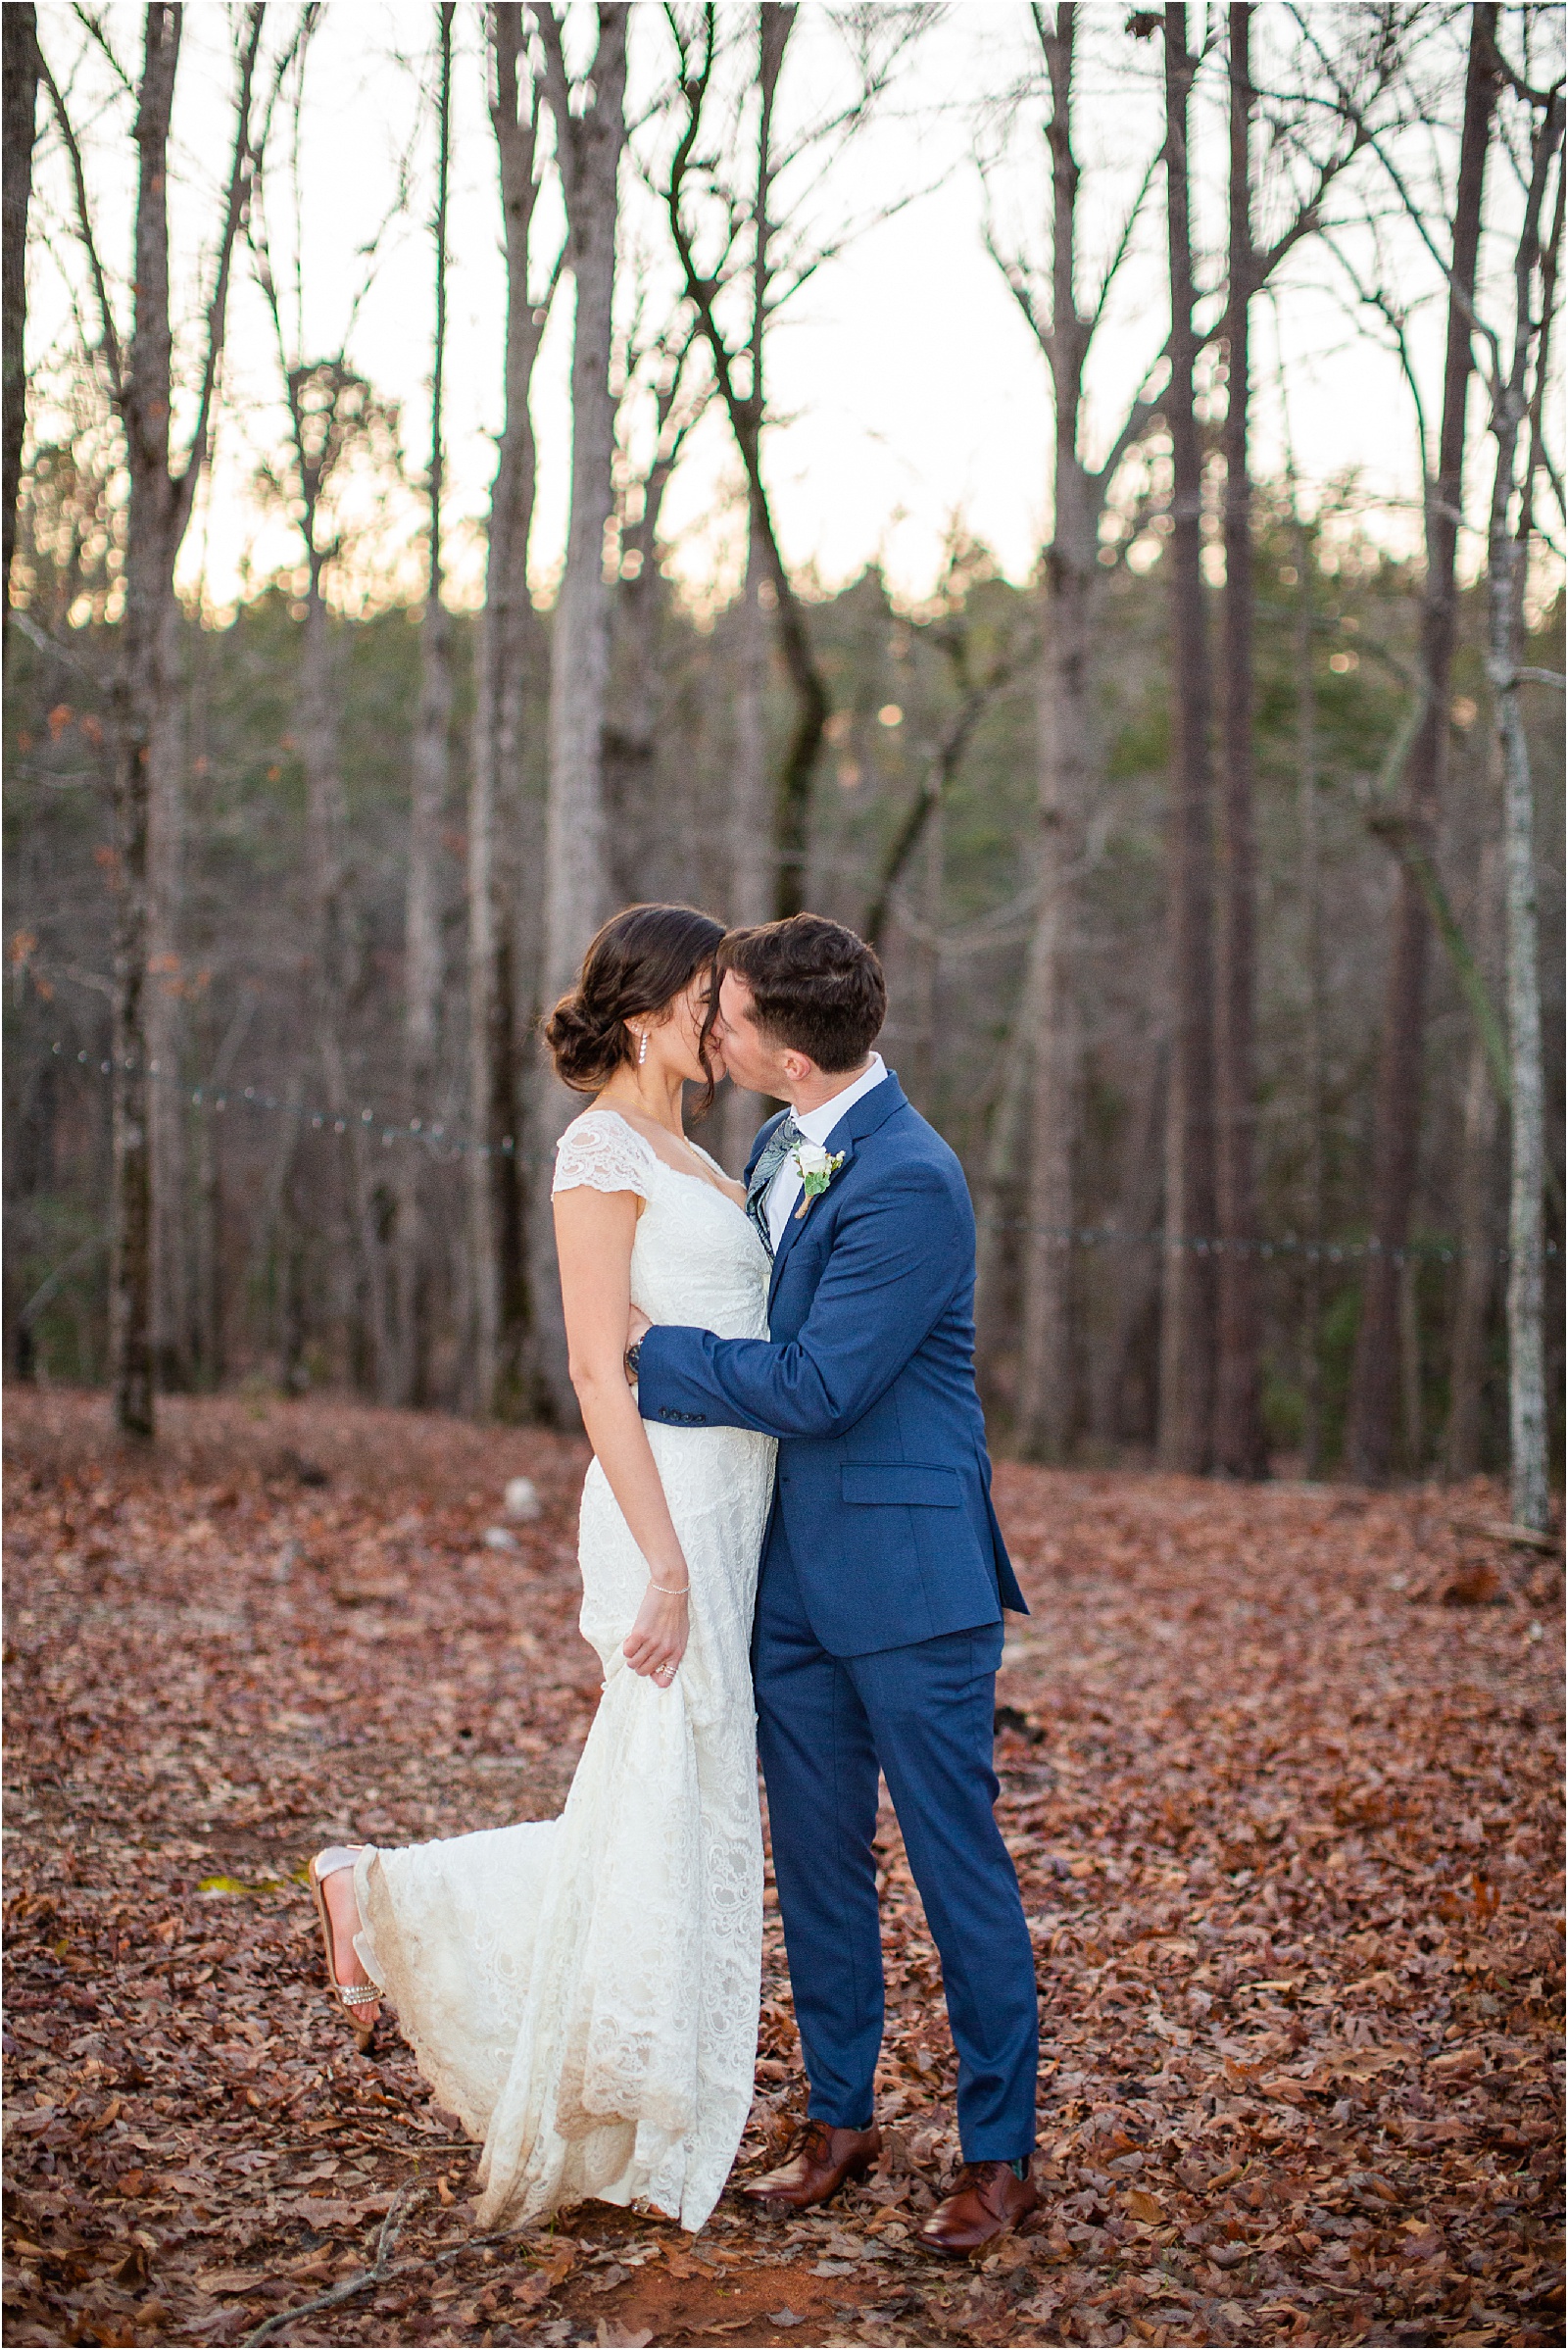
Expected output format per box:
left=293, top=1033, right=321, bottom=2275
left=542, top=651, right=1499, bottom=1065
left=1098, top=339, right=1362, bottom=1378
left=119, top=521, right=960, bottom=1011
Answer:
left=763, top=1053, right=888, bottom=1251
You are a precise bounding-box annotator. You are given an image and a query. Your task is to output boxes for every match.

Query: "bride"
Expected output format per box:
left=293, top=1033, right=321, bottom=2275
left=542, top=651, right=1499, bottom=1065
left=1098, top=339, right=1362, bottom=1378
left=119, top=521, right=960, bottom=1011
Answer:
left=307, top=904, right=776, bottom=2234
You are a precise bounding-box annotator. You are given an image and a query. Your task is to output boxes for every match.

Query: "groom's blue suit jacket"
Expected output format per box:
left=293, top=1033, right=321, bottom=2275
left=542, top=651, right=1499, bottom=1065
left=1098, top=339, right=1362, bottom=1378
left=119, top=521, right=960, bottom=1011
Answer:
left=635, top=1073, right=1027, bottom=1657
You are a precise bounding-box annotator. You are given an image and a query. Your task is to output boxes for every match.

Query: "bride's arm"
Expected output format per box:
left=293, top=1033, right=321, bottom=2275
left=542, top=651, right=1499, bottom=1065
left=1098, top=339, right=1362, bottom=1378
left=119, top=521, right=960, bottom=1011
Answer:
left=554, top=1185, right=690, bottom=1681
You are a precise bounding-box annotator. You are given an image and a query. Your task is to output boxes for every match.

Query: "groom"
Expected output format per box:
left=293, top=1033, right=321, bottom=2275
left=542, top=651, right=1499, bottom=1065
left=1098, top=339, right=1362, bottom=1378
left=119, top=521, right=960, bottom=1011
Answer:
left=628, top=913, right=1040, bottom=2254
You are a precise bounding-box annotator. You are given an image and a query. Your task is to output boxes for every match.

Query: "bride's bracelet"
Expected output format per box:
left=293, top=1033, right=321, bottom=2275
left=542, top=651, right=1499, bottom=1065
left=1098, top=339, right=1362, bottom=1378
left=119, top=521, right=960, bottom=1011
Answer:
left=647, top=1574, right=690, bottom=1597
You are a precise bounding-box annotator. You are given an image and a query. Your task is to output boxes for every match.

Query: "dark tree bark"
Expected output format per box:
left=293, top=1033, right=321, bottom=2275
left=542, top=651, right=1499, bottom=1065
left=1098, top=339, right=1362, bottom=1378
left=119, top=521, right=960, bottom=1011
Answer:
left=1346, top=7, right=1495, bottom=1482
left=395, top=1, right=457, bottom=1409
left=1212, top=3, right=1267, bottom=1476
left=2, top=3, right=39, bottom=641
left=468, top=0, right=548, bottom=1419
left=1156, top=4, right=1217, bottom=1476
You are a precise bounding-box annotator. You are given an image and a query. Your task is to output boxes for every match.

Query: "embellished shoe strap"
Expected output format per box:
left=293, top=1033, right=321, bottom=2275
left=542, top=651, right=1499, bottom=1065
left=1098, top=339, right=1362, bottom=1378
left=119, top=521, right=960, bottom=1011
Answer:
left=337, top=1980, right=380, bottom=2008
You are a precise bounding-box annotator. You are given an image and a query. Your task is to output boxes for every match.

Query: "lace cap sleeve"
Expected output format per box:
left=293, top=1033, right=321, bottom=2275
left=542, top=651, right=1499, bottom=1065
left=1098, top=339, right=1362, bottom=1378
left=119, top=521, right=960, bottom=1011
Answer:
left=552, top=1110, right=656, bottom=1200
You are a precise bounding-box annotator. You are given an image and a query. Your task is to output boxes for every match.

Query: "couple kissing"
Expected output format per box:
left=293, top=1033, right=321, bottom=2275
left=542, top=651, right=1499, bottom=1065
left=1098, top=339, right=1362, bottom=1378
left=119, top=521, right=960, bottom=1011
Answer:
left=308, top=906, right=1040, bottom=2257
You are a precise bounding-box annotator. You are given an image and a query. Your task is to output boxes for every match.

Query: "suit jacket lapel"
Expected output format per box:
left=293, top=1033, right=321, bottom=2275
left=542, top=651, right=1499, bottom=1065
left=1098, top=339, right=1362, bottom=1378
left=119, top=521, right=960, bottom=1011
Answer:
left=766, top=1074, right=906, bottom=1309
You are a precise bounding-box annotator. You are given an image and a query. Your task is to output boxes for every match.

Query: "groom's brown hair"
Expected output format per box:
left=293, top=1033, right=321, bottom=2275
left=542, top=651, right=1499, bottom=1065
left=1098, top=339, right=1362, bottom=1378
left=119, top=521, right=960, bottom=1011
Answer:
left=719, top=913, right=886, bottom=1072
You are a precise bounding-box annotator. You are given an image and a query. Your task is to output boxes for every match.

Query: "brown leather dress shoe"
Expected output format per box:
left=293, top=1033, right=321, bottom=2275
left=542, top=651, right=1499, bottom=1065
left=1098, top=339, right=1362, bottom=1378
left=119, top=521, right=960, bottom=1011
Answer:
left=916, top=2158, right=1040, bottom=2255
left=741, top=2120, right=882, bottom=2214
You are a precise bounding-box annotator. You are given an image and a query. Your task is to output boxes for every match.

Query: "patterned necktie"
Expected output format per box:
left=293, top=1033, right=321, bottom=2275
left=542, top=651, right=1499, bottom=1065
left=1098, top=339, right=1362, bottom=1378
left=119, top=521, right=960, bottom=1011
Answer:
left=745, top=1113, right=804, bottom=1259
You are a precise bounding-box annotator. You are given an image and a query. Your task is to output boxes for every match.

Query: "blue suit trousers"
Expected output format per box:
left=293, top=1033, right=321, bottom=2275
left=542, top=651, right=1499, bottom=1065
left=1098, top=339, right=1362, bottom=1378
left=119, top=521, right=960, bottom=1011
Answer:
left=754, top=1526, right=1040, bottom=2160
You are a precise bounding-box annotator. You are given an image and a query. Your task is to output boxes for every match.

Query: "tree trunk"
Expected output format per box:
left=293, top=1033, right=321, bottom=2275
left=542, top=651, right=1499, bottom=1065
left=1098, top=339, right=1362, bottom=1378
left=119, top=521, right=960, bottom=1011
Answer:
left=1346, top=7, right=1494, bottom=1482
left=1012, top=3, right=1091, bottom=1462
left=396, top=1, right=456, bottom=1409
left=2, top=2, right=38, bottom=639
left=1015, top=568, right=1083, bottom=1461
left=721, top=520, right=774, bottom=1171
left=1156, top=4, right=1217, bottom=1476
left=717, top=9, right=788, bottom=1161
left=1397, top=1251, right=1423, bottom=1471
left=1090, top=1040, right=1166, bottom=1448
left=534, top=1, right=627, bottom=1007
left=1292, top=501, right=1327, bottom=1479
left=1446, top=1011, right=1499, bottom=1480
left=469, top=0, right=545, bottom=1419
left=148, top=596, right=191, bottom=1391
left=107, top=7, right=185, bottom=1442
left=1212, top=3, right=1267, bottom=1476
left=1489, top=92, right=1564, bottom=1533
left=974, top=957, right=1042, bottom=1405
left=81, top=3, right=261, bottom=1439
left=603, top=351, right=692, bottom=903
left=532, top=2, right=628, bottom=1420
left=299, top=571, right=391, bottom=1393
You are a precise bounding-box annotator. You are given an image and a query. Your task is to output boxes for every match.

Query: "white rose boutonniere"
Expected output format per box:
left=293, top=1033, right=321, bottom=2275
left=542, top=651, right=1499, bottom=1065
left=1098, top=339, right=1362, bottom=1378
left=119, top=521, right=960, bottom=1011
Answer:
left=792, top=1141, right=846, bottom=1219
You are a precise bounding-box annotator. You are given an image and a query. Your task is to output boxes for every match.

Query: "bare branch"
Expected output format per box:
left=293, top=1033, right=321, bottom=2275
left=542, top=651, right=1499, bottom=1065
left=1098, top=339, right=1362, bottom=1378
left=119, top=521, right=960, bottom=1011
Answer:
left=172, top=3, right=265, bottom=535
left=70, top=4, right=135, bottom=102
left=35, top=47, right=122, bottom=392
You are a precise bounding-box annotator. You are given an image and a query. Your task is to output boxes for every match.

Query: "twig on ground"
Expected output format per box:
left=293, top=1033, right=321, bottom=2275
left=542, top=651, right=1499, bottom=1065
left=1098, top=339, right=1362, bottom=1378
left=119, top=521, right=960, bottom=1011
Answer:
left=241, top=2189, right=548, bottom=2346
left=243, top=2182, right=427, bottom=2346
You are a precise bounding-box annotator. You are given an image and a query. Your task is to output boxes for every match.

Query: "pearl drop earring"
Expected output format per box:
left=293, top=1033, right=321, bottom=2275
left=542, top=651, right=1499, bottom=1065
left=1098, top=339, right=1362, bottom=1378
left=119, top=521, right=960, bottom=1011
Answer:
left=637, top=1029, right=648, bottom=1066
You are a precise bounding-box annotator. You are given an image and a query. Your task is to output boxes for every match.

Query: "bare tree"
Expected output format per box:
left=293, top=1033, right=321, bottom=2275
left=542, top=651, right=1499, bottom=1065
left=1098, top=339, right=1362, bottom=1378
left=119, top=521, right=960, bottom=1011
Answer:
left=661, top=5, right=925, bottom=922
left=982, top=4, right=1165, bottom=1458
left=985, top=4, right=1396, bottom=1463
left=533, top=1, right=628, bottom=1005
left=1485, top=74, right=1563, bottom=1530
left=147, top=596, right=190, bottom=1393
left=1289, top=478, right=1327, bottom=1478
left=247, top=19, right=407, bottom=1397
left=528, top=1, right=628, bottom=1420
left=662, top=5, right=826, bottom=921
left=41, top=3, right=264, bottom=1438
left=1153, top=4, right=1218, bottom=1476
left=1211, top=3, right=1268, bottom=1475
left=1345, top=6, right=1498, bottom=1483
left=2, top=3, right=39, bottom=641
left=395, top=1, right=457, bottom=1408
left=468, top=0, right=552, bottom=1419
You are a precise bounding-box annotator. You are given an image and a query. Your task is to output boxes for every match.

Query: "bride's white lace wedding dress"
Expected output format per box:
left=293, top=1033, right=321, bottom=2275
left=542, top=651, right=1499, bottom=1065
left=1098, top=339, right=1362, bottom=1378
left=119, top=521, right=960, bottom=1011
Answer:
left=351, top=1109, right=775, bottom=2233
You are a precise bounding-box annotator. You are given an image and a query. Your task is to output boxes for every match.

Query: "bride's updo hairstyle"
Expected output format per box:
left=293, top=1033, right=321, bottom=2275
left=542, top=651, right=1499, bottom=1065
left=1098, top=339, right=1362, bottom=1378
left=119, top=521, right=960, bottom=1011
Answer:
left=545, top=903, right=727, bottom=1111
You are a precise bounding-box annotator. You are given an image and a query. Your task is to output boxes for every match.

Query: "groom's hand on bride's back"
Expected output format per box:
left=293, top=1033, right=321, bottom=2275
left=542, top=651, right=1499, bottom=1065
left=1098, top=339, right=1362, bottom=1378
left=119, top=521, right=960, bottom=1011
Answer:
left=624, top=1305, right=652, bottom=1385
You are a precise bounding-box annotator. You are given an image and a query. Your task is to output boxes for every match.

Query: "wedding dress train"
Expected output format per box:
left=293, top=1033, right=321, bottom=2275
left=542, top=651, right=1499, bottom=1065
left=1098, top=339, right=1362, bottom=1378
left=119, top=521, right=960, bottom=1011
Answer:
left=351, top=1110, right=775, bottom=2232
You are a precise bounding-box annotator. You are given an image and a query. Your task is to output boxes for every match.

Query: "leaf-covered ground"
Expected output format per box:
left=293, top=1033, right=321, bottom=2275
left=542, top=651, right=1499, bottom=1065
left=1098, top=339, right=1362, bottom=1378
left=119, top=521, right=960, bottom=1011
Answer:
left=3, top=1389, right=1562, bottom=2350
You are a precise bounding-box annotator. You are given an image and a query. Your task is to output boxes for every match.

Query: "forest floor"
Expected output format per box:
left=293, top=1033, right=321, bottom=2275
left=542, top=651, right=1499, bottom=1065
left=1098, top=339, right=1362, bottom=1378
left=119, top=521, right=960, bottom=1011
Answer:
left=2, top=1388, right=1562, bottom=2350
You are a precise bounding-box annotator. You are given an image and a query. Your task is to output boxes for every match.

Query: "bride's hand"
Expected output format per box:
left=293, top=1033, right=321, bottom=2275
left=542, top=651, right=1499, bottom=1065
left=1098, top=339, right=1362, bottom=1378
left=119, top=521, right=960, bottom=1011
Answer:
left=623, top=1575, right=689, bottom=1684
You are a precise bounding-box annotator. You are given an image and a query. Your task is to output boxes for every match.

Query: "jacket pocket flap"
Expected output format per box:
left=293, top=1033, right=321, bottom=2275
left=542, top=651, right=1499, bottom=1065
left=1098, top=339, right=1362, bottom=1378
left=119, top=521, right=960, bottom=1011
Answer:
left=841, top=1463, right=961, bottom=1509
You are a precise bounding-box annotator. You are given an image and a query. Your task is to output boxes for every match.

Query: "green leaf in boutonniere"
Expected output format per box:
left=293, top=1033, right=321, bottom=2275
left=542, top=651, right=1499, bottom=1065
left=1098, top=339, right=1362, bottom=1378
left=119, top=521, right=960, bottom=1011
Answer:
left=792, top=1143, right=846, bottom=1219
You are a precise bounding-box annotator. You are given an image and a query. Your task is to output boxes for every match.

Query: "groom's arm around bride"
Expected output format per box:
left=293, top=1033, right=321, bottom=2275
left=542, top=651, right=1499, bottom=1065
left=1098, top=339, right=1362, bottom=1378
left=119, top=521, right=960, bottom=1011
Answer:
left=635, top=914, right=1042, bottom=2255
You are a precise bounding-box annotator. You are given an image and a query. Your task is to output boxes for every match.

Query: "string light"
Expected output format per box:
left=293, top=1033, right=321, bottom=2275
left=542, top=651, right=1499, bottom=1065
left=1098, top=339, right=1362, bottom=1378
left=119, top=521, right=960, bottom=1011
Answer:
left=44, top=1039, right=518, bottom=1164
left=35, top=1040, right=1556, bottom=1262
